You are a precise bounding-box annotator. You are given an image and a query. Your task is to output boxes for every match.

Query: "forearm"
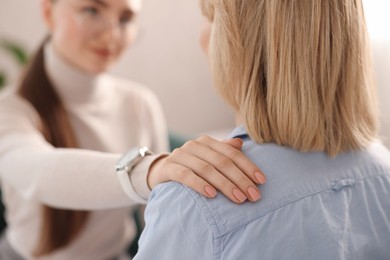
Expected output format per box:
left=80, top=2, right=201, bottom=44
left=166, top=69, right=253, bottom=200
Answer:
left=0, top=138, right=142, bottom=210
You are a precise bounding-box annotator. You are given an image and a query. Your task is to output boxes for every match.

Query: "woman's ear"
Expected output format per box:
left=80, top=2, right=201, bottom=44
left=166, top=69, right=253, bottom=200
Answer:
left=40, top=0, right=55, bottom=31
left=200, top=19, right=212, bottom=55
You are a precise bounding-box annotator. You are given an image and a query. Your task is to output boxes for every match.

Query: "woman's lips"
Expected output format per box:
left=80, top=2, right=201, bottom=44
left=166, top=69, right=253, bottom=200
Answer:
left=91, top=48, right=113, bottom=59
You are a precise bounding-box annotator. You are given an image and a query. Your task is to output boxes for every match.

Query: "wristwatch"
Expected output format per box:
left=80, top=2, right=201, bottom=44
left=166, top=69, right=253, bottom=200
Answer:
left=115, top=146, right=153, bottom=202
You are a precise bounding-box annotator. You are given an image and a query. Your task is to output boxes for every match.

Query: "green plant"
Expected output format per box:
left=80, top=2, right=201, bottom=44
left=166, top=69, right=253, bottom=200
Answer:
left=0, top=39, right=29, bottom=90
left=0, top=40, right=28, bottom=232
left=0, top=72, right=5, bottom=87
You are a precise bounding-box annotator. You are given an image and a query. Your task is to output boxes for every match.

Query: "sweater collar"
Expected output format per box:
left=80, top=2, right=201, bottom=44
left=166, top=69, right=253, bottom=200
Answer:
left=44, top=43, right=105, bottom=105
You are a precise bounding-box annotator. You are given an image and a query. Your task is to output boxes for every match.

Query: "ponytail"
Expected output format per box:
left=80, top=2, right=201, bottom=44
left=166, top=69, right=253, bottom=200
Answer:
left=18, top=40, right=90, bottom=256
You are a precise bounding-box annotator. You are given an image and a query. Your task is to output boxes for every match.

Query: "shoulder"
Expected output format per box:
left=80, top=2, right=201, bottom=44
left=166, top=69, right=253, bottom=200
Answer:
left=227, top=140, right=390, bottom=228
left=0, top=87, right=40, bottom=124
left=148, top=181, right=223, bottom=235
left=0, top=86, right=26, bottom=109
left=148, top=181, right=261, bottom=238
left=146, top=151, right=390, bottom=258
left=212, top=142, right=390, bottom=257
left=138, top=182, right=215, bottom=259
left=200, top=141, right=390, bottom=235
left=241, top=140, right=390, bottom=192
left=149, top=182, right=208, bottom=217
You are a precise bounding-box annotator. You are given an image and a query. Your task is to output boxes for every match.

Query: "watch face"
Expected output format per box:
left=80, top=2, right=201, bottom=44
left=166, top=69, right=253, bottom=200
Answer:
left=115, top=146, right=152, bottom=172
left=116, top=147, right=140, bottom=171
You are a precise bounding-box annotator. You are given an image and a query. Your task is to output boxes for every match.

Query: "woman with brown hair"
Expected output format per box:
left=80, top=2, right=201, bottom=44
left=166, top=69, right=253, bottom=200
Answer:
left=0, top=0, right=266, bottom=259
left=135, top=0, right=390, bottom=259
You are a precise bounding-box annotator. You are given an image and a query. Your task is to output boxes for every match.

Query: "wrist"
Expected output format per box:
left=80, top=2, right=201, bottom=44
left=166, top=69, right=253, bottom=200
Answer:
left=147, top=154, right=169, bottom=189
left=115, top=146, right=153, bottom=202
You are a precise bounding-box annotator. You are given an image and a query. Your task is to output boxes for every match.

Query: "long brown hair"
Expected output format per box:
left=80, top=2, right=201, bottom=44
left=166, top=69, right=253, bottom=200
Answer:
left=18, top=40, right=90, bottom=256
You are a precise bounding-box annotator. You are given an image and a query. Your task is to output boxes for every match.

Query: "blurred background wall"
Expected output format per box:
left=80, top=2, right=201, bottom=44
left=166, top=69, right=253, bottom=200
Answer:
left=0, top=0, right=389, bottom=146
left=0, top=0, right=234, bottom=139
left=364, top=1, right=390, bottom=147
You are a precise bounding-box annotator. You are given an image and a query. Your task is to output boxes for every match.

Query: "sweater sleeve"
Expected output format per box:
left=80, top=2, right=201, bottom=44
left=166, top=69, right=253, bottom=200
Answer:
left=141, top=87, right=169, bottom=154
left=0, top=94, right=143, bottom=210
left=128, top=86, right=170, bottom=200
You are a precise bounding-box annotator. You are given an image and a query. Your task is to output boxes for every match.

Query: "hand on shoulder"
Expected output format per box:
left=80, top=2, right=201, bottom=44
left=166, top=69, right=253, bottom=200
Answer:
left=148, top=136, right=266, bottom=204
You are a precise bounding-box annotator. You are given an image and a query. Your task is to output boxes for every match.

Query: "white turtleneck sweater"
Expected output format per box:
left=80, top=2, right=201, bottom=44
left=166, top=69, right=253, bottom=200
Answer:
left=0, top=44, right=168, bottom=259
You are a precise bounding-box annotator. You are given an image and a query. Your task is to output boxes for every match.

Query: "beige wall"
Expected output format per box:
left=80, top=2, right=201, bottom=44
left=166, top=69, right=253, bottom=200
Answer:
left=113, top=0, right=235, bottom=136
left=372, top=40, right=390, bottom=147
left=364, top=1, right=390, bottom=147
left=0, top=0, right=389, bottom=145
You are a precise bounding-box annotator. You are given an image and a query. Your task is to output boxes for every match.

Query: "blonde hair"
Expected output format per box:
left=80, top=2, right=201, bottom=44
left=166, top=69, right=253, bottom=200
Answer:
left=201, top=0, right=378, bottom=156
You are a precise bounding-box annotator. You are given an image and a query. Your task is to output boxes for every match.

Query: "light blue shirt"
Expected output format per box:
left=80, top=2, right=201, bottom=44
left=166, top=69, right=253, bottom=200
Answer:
left=135, top=126, right=390, bottom=260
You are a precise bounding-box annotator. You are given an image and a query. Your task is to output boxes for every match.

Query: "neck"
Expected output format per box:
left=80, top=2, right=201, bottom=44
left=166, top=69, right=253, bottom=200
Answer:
left=234, top=112, right=243, bottom=126
left=44, top=43, right=105, bottom=105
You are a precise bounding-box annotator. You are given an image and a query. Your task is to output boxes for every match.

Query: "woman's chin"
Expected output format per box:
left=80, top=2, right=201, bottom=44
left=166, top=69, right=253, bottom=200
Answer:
left=83, top=63, right=111, bottom=75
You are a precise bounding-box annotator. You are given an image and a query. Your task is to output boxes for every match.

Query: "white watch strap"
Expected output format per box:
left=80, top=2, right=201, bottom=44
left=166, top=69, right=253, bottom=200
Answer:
left=117, top=169, right=147, bottom=204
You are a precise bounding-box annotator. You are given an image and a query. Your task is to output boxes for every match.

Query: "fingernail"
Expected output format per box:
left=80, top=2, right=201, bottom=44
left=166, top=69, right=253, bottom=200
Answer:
left=247, top=187, right=261, bottom=201
left=204, top=186, right=217, bottom=198
left=255, top=171, right=266, bottom=184
left=232, top=188, right=247, bottom=203
left=234, top=138, right=243, bottom=145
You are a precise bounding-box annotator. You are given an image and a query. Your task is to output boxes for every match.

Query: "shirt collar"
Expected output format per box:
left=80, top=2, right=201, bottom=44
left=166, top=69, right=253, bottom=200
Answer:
left=228, top=125, right=250, bottom=140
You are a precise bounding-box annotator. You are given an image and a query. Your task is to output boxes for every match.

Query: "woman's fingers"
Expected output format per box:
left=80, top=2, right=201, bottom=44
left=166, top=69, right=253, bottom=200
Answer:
left=169, top=137, right=263, bottom=202
left=180, top=136, right=266, bottom=185
left=167, top=148, right=252, bottom=203
left=218, top=139, right=265, bottom=184
left=148, top=135, right=266, bottom=203
left=164, top=162, right=217, bottom=198
left=223, top=138, right=243, bottom=150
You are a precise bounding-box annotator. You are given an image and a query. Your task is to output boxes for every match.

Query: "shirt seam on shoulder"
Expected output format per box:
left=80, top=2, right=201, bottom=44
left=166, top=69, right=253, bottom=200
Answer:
left=181, top=184, right=223, bottom=260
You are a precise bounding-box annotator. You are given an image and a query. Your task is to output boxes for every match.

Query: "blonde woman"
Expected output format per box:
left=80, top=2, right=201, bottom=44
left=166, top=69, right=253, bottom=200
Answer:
left=135, top=0, right=390, bottom=259
left=0, top=0, right=266, bottom=259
